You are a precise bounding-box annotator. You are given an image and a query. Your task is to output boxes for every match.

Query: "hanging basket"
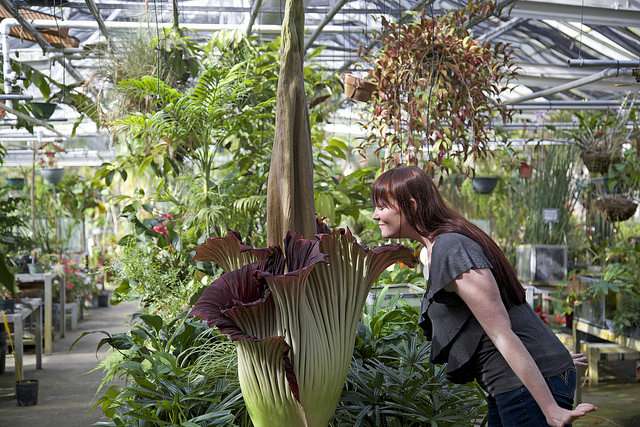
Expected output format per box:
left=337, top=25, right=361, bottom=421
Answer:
left=29, top=102, right=57, bottom=120
left=594, top=195, right=638, bottom=222
left=40, top=168, right=64, bottom=185
left=342, top=74, right=376, bottom=102
left=472, top=176, right=499, bottom=194
left=580, top=150, right=617, bottom=175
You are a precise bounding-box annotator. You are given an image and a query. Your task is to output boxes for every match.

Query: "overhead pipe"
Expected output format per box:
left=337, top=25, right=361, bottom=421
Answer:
left=506, top=100, right=624, bottom=110
left=0, top=94, right=32, bottom=100
left=568, top=59, right=640, bottom=68
left=504, top=68, right=633, bottom=105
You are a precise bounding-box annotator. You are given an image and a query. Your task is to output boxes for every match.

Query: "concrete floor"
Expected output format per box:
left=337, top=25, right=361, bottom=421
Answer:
left=0, top=300, right=138, bottom=427
left=576, top=382, right=640, bottom=427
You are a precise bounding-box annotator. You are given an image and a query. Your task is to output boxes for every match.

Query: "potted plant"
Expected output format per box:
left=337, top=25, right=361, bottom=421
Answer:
left=594, top=146, right=640, bottom=222
left=471, top=156, right=501, bottom=194
left=472, top=176, right=499, bottom=194
left=38, top=141, right=65, bottom=185
left=1, top=310, right=39, bottom=405
left=362, top=1, right=517, bottom=172
left=564, top=101, right=635, bottom=175
left=342, top=73, right=376, bottom=102
left=515, top=146, right=577, bottom=284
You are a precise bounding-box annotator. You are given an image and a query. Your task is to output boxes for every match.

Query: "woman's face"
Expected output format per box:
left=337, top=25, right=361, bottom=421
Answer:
left=372, top=202, right=405, bottom=238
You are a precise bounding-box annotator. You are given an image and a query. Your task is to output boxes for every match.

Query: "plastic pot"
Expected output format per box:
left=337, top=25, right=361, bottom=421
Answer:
left=40, top=168, right=64, bottom=185
left=6, top=177, right=25, bottom=189
left=16, top=379, right=38, bottom=406
left=472, top=176, right=499, bottom=194
left=0, top=298, right=16, bottom=313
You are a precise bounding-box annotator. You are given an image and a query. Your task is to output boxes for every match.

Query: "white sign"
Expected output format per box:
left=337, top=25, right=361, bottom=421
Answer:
left=542, top=208, right=559, bottom=224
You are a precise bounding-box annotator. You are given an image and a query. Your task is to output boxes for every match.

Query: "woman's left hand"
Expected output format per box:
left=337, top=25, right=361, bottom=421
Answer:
left=545, top=402, right=598, bottom=427
left=570, top=352, right=588, bottom=367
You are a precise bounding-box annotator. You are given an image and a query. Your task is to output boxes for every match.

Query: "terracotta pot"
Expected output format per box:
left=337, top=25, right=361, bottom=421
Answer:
left=519, top=161, right=533, bottom=178
left=342, top=74, right=376, bottom=102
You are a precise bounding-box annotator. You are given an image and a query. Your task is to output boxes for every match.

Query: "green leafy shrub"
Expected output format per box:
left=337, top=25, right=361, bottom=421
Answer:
left=79, top=312, right=248, bottom=427
left=334, top=293, right=487, bottom=426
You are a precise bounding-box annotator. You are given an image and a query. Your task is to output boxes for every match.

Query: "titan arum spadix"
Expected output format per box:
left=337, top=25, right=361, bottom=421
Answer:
left=191, top=227, right=416, bottom=427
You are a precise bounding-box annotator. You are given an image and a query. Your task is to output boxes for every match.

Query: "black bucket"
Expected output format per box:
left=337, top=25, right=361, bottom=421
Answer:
left=16, top=379, right=38, bottom=406
left=97, top=293, right=109, bottom=308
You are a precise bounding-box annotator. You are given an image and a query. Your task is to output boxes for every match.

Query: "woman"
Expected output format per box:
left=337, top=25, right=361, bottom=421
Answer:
left=371, top=166, right=596, bottom=427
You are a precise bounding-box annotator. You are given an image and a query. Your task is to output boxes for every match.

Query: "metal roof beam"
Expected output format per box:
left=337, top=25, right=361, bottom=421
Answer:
left=246, top=0, right=264, bottom=36
left=304, top=0, right=352, bottom=53
left=84, top=0, right=113, bottom=49
left=512, top=0, right=640, bottom=27
left=505, top=67, right=634, bottom=104
left=477, top=17, right=526, bottom=43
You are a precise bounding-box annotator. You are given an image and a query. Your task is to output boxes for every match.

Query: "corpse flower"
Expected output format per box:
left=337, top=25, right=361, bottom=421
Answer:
left=191, top=228, right=416, bottom=427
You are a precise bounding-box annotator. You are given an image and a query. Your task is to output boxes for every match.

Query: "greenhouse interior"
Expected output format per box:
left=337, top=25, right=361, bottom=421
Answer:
left=0, top=0, right=639, bottom=425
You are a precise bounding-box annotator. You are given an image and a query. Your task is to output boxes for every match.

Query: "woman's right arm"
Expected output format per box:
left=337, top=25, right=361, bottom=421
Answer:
left=451, top=268, right=597, bottom=427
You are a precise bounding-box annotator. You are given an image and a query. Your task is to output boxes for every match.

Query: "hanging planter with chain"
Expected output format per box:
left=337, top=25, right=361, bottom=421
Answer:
left=360, top=0, right=517, bottom=173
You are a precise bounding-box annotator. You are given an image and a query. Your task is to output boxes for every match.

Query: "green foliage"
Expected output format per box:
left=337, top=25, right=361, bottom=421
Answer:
left=334, top=294, right=486, bottom=426
left=109, top=34, right=338, bottom=248
left=562, top=103, right=636, bottom=154
left=363, top=0, right=516, bottom=173
left=608, top=146, right=640, bottom=199
left=78, top=313, right=247, bottom=426
left=314, top=138, right=378, bottom=228
left=517, top=145, right=579, bottom=245
left=111, top=205, right=202, bottom=319
left=376, top=264, right=424, bottom=286
left=612, top=294, right=640, bottom=334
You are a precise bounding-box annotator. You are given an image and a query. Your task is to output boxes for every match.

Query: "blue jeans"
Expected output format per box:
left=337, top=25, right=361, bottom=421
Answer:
left=487, top=368, right=576, bottom=427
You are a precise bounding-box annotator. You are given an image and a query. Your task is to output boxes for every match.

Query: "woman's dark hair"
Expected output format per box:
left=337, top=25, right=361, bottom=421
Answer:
left=372, top=166, right=525, bottom=307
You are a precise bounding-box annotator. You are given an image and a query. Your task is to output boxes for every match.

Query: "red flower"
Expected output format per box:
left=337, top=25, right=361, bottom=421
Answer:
left=161, top=213, right=174, bottom=220
left=152, top=223, right=168, bottom=237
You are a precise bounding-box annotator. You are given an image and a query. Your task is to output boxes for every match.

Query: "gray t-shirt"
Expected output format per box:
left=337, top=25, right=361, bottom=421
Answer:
left=419, top=232, right=573, bottom=396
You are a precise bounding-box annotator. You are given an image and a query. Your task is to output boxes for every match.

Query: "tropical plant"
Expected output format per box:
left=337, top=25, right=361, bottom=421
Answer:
left=75, top=312, right=247, bottom=426
left=562, top=100, right=636, bottom=175
left=110, top=204, right=201, bottom=319
left=0, top=188, right=30, bottom=296
left=516, top=145, right=579, bottom=245
left=376, top=263, right=424, bottom=286
left=612, top=293, right=640, bottom=335
left=191, top=228, right=415, bottom=427
left=362, top=0, right=517, bottom=173
left=607, top=146, right=640, bottom=200
left=333, top=291, right=486, bottom=426
left=334, top=339, right=485, bottom=427
left=353, top=287, right=423, bottom=361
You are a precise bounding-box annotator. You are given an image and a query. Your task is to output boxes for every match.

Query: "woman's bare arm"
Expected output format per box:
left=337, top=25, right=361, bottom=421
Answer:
left=450, top=268, right=596, bottom=427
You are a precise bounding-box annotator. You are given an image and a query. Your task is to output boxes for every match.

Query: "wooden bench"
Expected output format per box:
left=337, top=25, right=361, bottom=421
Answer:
left=580, top=342, right=639, bottom=385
